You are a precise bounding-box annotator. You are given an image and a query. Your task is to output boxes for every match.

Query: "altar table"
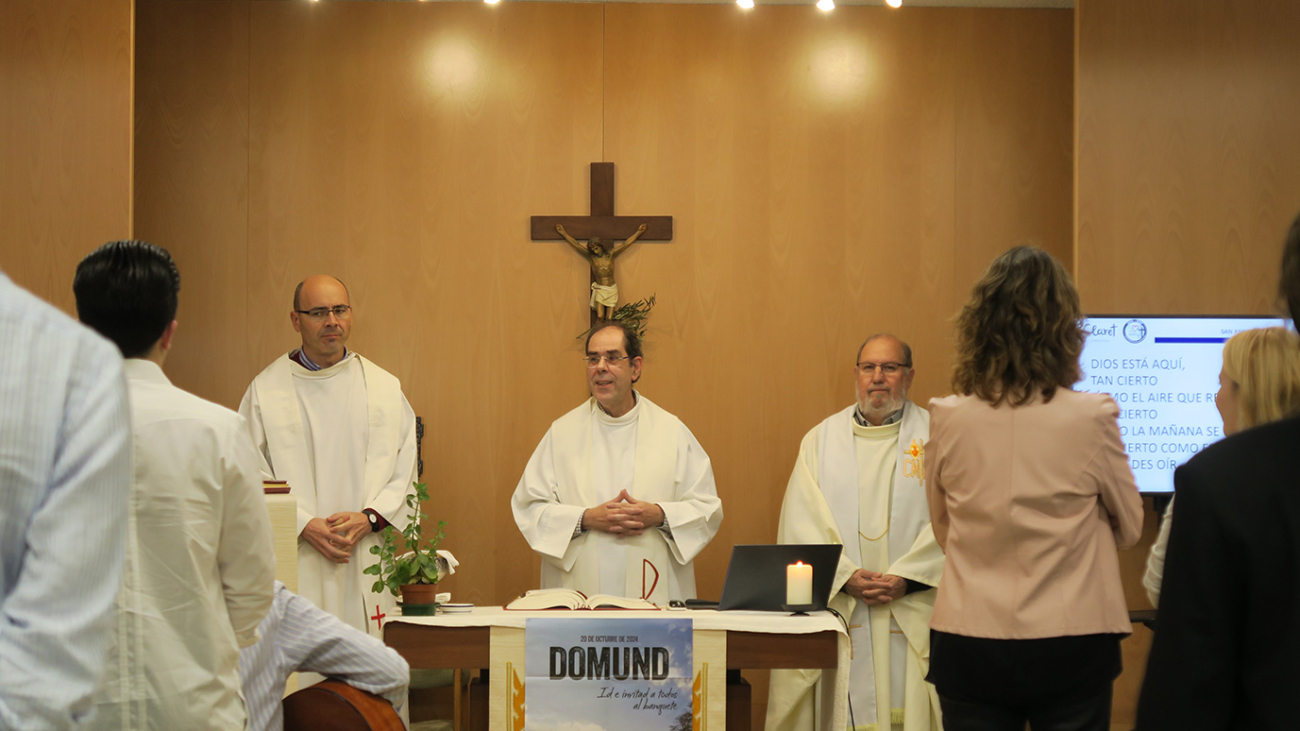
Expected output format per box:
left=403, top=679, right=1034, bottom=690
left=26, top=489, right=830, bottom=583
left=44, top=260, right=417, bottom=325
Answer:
left=385, top=607, right=848, bottom=731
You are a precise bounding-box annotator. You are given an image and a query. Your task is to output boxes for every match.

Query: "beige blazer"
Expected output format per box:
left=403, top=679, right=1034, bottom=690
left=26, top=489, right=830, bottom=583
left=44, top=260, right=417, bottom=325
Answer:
left=926, top=389, right=1143, bottom=639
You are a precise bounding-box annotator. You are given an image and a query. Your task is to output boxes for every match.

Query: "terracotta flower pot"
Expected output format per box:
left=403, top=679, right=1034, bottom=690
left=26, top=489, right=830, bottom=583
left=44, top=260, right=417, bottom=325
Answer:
left=400, top=583, right=440, bottom=616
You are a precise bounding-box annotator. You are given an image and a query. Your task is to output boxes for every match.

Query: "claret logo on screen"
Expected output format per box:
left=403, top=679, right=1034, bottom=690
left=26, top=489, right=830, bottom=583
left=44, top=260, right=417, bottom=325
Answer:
left=1085, top=323, right=1117, bottom=338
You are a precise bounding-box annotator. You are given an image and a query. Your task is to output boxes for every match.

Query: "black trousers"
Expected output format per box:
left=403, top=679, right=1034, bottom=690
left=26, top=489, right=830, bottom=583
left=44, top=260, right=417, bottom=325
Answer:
left=927, top=631, right=1123, bottom=731
left=936, top=683, right=1113, bottom=731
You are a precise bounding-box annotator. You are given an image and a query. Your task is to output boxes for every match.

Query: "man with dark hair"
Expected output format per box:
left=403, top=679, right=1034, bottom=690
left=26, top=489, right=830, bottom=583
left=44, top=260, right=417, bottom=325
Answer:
left=239, top=275, right=417, bottom=638
left=74, top=240, right=275, bottom=730
left=768, top=333, right=943, bottom=731
left=1136, top=212, right=1300, bottom=730
left=72, top=240, right=180, bottom=358
left=511, top=320, right=723, bottom=603
left=0, top=268, right=131, bottom=730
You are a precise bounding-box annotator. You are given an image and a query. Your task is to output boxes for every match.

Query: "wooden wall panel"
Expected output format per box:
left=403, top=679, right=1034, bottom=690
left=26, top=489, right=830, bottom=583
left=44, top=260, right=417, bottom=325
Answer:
left=603, top=0, right=1070, bottom=615
left=1112, top=497, right=1161, bottom=725
left=1076, top=0, right=1300, bottom=724
left=246, top=1, right=605, bottom=608
left=1076, top=0, right=1300, bottom=316
left=602, top=6, right=1071, bottom=724
left=0, top=0, right=133, bottom=312
left=139, top=4, right=1071, bottom=727
left=955, top=9, right=1074, bottom=280
left=134, top=0, right=251, bottom=406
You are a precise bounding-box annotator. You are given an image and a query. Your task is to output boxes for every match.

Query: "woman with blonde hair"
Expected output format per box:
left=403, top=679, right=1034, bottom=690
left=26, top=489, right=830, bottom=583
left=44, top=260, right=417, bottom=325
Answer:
left=1136, top=209, right=1300, bottom=730
left=1143, top=326, right=1300, bottom=606
left=925, top=246, right=1144, bottom=731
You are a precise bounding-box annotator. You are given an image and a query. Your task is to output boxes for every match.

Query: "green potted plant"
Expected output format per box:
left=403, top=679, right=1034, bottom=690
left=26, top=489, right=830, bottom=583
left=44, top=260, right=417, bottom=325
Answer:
left=364, top=481, right=448, bottom=616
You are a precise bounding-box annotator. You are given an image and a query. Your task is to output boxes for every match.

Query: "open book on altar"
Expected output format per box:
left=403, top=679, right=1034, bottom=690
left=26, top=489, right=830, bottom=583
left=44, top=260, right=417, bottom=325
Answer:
left=505, top=588, right=660, bottom=611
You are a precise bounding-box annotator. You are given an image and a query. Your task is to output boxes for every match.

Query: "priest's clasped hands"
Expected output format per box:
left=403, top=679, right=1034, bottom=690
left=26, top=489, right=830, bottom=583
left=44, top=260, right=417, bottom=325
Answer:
left=301, top=512, right=371, bottom=564
left=581, top=490, right=666, bottom=536
left=845, top=569, right=907, bottom=605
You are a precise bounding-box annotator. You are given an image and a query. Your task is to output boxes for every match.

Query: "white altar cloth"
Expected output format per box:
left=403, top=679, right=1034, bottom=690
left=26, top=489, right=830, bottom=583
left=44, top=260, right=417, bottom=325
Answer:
left=389, top=607, right=850, bottom=731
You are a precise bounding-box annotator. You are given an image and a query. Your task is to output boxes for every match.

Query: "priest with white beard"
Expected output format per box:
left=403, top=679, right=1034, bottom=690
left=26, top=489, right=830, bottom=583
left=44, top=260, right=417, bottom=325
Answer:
left=240, top=275, right=417, bottom=637
left=511, top=321, right=723, bottom=604
left=767, top=335, right=944, bottom=731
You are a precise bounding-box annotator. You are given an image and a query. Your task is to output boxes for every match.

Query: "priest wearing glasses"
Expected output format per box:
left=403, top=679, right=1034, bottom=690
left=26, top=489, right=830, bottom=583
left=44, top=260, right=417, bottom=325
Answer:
left=240, top=275, right=418, bottom=638
left=767, top=334, right=944, bottom=731
left=511, top=320, right=723, bottom=604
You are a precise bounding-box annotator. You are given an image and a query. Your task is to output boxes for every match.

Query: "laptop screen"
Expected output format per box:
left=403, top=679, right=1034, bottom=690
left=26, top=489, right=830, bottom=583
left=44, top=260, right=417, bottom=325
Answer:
left=717, top=544, right=842, bottom=612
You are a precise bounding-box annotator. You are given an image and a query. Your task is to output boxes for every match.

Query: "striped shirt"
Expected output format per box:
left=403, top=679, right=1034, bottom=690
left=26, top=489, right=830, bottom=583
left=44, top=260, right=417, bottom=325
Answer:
left=239, top=582, right=409, bottom=731
left=0, top=271, right=132, bottom=730
left=289, top=348, right=351, bottom=372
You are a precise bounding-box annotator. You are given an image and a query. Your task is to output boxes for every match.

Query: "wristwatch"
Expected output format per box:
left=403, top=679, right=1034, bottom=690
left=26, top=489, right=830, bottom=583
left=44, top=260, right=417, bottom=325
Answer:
left=365, top=509, right=381, bottom=533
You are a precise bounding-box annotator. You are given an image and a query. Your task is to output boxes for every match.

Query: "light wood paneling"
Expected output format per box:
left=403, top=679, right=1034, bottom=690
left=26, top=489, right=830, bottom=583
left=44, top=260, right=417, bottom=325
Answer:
left=139, top=5, right=1071, bottom=728
left=603, top=6, right=1071, bottom=724
left=604, top=2, right=1071, bottom=585
left=1113, top=497, right=1161, bottom=724
left=955, top=9, right=1074, bottom=278
left=1076, top=0, right=1300, bottom=316
left=1077, top=0, right=1300, bottom=724
left=246, top=0, right=606, bottom=609
left=0, top=0, right=133, bottom=312
left=135, top=0, right=251, bottom=406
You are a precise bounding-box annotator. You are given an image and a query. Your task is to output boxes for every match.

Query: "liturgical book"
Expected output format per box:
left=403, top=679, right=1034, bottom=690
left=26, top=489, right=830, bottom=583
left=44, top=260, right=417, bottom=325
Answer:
left=505, top=588, right=659, bottom=611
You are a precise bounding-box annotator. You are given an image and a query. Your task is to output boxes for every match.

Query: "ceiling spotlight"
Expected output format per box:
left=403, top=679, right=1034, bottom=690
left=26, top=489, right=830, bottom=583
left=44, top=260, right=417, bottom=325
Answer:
left=737, top=0, right=754, bottom=9
left=816, top=0, right=834, bottom=10
left=886, top=0, right=902, bottom=7
left=484, top=0, right=501, bottom=4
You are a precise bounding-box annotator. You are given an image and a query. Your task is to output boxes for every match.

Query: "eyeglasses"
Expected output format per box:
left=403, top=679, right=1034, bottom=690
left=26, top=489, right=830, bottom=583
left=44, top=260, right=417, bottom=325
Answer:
left=856, top=361, right=910, bottom=375
left=584, top=354, right=631, bottom=369
left=296, top=305, right=352, bottom=319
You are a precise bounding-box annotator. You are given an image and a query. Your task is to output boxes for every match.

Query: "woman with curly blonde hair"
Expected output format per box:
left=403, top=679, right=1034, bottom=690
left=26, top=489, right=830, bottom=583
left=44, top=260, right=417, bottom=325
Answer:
left=1143, top=326, right=1300, bottom=606
left=925, top=246, right=1144, bottom=731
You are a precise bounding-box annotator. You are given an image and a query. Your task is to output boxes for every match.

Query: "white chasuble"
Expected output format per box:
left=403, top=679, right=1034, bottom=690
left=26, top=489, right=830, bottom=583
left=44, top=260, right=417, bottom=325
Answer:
left=767, top=401, right=944, bottom=731
left=240, top=354, right=418, bottom=637
left=591, top=401, right=638, bottom=595
left=511, top=394, right=723, bottom=604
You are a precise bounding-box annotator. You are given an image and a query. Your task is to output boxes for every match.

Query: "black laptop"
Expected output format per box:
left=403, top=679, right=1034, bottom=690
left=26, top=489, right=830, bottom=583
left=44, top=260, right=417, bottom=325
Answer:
left=711, top=544, right=842, bottom=612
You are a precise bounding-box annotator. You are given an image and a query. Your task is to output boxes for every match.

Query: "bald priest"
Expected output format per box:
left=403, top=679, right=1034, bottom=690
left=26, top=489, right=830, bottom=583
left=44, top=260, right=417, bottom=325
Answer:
left=240, top=275, right=417, bottom=636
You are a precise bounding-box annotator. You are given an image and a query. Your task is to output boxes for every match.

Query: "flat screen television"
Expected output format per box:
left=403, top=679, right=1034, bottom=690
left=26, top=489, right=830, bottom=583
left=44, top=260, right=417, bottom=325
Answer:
left=1077, top=315, right=1289, bottom=493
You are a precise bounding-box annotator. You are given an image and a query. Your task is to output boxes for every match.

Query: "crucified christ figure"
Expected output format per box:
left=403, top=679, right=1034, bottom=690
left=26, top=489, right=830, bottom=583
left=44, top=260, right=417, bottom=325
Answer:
left=557, top=223, right=647, bottom=319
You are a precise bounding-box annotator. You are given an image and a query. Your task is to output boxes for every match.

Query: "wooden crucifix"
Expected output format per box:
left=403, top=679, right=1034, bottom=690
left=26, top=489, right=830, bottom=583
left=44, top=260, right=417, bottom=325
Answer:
left=531, top=162, right=673, bottom=321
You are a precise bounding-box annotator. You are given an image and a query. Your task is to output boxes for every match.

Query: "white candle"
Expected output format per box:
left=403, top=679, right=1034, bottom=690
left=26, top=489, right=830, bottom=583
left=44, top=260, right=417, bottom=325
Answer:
left=786, top=561, right=813, bottom=605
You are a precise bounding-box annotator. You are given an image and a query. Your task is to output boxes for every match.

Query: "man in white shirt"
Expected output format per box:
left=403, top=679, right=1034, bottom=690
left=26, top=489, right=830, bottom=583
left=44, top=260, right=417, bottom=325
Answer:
left=239, top=581, right=410, bottom=731
left=240, top=275, right=417, bottom=635
left=74, top=240, right=276, bottom=730
left=0, top=269, right=131, bottom=731
left=766, top=334, right=944, bottom=731
left=511, top=320, right=723, bottom=603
